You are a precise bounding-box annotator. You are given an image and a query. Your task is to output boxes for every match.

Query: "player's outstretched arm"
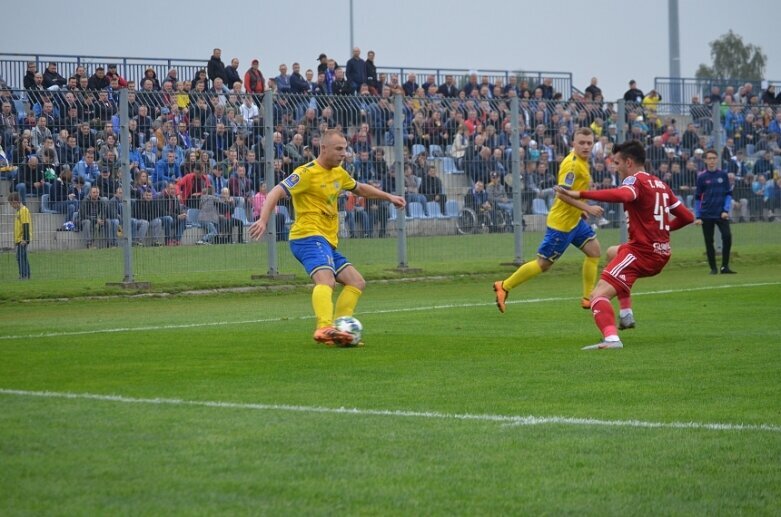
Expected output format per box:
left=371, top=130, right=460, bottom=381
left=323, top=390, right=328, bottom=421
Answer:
left=553, top=188, right=604, bottom=217
left=249, top=185, right=287, bottom=240
left=669, top=202, right=695, bottom=231
left=572, top=185, right=636, bottom=204
left=353, top=182, right=406, bottom=208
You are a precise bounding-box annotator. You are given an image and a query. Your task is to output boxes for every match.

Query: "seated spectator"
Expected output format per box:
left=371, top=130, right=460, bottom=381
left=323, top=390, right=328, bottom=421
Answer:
left=753, top=151, right=774, bottom=179
left=420, top=165, right=446, bottom=213
left=133, top=188, right=164, bottom=246
left=196, top=186, right=220, bottom=244
left=94, top=168, right=118, bottom=199
left=49, top=166, right=79, bottom=223
left=729, top=172, right=751, bottom=223
left=159, top=181, right=187, bottom=245
left=486, top=171, right=513, bottom=218
left=79, top=186, right=108, bottom=248
left=153, top=150, right=181, bottom=190
left=178, top=166, right=212, bottom=209
left=16, top=155, right=50, bottom=203
left=228, top=164, right=253, bottom=209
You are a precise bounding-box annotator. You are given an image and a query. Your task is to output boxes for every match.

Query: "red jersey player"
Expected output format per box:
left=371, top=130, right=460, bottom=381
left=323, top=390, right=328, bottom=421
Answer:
left=555, top=140, right=694, bottom=350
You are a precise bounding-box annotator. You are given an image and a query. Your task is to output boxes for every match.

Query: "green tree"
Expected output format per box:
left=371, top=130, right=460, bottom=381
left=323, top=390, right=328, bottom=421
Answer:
left=696, top=30, right=766, bottom=80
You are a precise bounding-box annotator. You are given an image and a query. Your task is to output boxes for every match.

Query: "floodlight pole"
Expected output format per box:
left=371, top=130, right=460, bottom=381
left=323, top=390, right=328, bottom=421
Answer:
left=393, top=93, right=409, bottom=269
left=119, top=88, right=134, bottom=282
left=263, top=91, right=278, bottom=275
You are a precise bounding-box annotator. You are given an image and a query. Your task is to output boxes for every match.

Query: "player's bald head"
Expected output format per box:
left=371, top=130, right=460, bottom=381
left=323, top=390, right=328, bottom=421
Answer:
left=321, top=129, right=346, bottom=147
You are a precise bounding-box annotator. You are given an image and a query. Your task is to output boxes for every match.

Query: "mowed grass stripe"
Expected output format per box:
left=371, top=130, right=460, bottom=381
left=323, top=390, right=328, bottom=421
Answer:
left=2, top=388, right=780, bottom=434
left=1, top=281, right=779, bottom=341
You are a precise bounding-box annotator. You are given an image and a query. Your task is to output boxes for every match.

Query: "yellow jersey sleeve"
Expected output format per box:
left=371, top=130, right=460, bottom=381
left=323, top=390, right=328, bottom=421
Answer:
left=280, top=166, right=312, bottom=197
left=545, top=152, right=592, bottom=232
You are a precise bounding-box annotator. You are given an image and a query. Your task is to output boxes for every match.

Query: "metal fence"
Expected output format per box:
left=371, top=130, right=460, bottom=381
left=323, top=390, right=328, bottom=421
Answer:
left=1, top=83, right=779, bottom=285
left=654, top=76, right=781, bottom=115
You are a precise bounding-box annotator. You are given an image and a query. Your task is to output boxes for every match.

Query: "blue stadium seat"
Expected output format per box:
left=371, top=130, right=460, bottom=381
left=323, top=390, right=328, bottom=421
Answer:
left=277, top=205, right=293, bottom=224
left=412, top=144, right=426, bottom=158
left=532, top=198, right=549, bottom=215
left=429, top=144, right=444, bottom=157
left=186, top=208, right=200, bottom=228
left=441, top=157, right=460, bottom=173
left=388, top=204, right=398, bottom=220
left=233, top=206, right=251, bottom=224
left=445, top=199, right=460, bottom=218
left=407, top=201, right=427, bottom=219
left=40, top=194, right=57, bottom=214
left=426, top=201, right=445, bottom=218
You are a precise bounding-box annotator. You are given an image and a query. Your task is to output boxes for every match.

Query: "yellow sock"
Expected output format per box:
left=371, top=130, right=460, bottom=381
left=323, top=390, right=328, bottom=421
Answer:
left=312, top=284, right=334, bottom=329
left=334, top=285, right=363, bottom=319
left=582, top=256, right=600, bottom=299
left=503, top=260, right=543, bottom=291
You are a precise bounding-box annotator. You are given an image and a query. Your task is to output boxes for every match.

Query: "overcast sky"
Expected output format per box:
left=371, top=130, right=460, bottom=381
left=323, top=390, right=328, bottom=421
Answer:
left=4, top=0, right=780, bottom=99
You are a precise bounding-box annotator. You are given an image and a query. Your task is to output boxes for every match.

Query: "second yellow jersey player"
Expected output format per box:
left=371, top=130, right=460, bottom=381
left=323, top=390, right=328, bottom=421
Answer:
left=493, top=128, right=604, bottom=313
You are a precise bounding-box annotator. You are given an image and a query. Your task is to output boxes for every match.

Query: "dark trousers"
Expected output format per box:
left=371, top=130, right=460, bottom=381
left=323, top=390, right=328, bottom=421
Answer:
left=701, top=218, right=732, bottom=270
left=16, top=243, right=30, bottom=279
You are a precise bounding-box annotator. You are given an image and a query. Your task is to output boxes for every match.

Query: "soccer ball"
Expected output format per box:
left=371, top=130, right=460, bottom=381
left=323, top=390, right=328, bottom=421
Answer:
left=334, top=316, right=363, bottom=346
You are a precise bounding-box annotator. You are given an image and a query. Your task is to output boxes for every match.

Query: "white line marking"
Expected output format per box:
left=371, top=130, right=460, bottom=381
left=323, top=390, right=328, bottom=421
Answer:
left=1, top=281, right=779, bottom=341
left=1, top=388, right=778, bottom=433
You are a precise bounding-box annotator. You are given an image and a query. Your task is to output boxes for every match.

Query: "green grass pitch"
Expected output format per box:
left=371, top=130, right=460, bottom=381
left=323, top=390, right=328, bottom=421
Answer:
left=1, top=261, right=781, bottom=513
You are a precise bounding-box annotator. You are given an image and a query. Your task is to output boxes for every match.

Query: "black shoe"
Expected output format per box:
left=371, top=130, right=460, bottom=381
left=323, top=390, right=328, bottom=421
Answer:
left=720, top=267, right=737, bottom=274
left=709, top=269, right=718, bottom=275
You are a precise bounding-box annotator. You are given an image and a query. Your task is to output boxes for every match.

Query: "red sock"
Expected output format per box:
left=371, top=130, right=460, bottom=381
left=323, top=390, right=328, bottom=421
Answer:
left=618, top=295, right=632, bottom=311
left=591, top=297, right=618, bottom=339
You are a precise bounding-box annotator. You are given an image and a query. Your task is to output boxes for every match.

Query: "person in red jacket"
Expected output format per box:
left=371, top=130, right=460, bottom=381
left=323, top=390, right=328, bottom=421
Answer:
left=556, top=140, right=694, bottom=350
left=244, top=59, right=265, bottom=96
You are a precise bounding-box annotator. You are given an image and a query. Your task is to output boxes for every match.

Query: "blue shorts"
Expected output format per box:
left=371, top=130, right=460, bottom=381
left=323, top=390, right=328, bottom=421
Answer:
left=536, top=219, right=596, bottom=262
left=290, top=236, right=351, bottom=277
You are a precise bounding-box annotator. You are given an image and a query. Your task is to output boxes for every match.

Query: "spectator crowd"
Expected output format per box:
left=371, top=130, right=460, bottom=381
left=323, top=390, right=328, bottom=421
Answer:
left=2, top=48, right=781, bottom=248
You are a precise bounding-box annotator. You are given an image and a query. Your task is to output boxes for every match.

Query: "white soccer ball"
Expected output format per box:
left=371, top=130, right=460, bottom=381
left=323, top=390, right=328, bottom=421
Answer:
left=334, top=316, right=363, bottom=346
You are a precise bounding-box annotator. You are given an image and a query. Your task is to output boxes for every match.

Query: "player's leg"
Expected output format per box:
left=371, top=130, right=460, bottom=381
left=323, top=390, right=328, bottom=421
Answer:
left=334, top=264, right=366, bottom=319
left=607, top=245, right=634, bottom=329
left=581, top=279, right=623, bottom=350
left=290, top=237, right=354, bottom=345
left=573, top=220, right=600, bottom=309
left=493, top=228, right=563, bottom=313
left=701, top=219, right=718, bottom=273
left=716, top=219, right=735, bottom=273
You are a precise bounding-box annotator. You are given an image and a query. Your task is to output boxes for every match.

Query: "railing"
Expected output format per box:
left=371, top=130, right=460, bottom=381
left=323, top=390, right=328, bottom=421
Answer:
left=654, top=76, right=781, bottom=114
left=0, top=52, right=572, bottom=98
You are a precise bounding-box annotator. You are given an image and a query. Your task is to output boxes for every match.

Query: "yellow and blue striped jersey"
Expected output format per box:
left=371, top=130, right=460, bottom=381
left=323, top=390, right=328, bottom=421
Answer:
left=546, top=151, right=591, bottom=232
left=281, top=161, right=357, bottom=247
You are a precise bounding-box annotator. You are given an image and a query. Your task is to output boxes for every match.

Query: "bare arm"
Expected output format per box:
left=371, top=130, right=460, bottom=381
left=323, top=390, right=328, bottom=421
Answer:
left=352, top=182, right=406, bottom=208
left=248, top=185, right=288, bottom=240
left=554, top=188, right=604, bottom=217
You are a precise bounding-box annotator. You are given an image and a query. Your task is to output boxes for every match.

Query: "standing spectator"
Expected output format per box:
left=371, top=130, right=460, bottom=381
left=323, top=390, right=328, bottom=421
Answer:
left=345, top=47, right=366, bottom=93
left=208, top=48, right=226, bottom=83
left=289, top=62, right=309, bottom=94
left=365, top=50, right=378, bottom=94
left=695, top=149, right=736, bottom=275
left=225, top=58, right=241, bottom=91
left=23, top=62, right=37, bottom=90
left=217, top=186, right=243, bottom=243
left=275, top=64, right=291, bottom=93
left=134, top=188, right=164, bottom=246
left=9, top=193, right=32, bottom=279
left=623, top=80, right=644, bottom=106
left=437, top=75, right=459, bottom=98
left=94, top=168, right=117, bottom=199
left=143, top=68, right=161, bottom=90
left=159, top=181, right=186, bottom=245
left=244, top=59, right=265, bottom=95
left=585, top=77, right=602, bottom=99
left=331, top=68, right=353, bottom=96
left=316, top=53, right=330, bottom=76
left=178, top=166, right=212, bottom=208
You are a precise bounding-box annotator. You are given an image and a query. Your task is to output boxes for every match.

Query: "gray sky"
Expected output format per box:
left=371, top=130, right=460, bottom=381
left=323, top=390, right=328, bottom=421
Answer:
left=5, top=0, right=780, bottom=99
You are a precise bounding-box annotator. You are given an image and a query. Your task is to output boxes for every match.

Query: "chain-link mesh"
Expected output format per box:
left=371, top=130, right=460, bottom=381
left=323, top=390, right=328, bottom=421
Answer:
left=1, top=78, right=779, bottom=284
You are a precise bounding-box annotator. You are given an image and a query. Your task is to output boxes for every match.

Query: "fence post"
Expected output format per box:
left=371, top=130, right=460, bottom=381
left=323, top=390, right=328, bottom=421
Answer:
left=712, top=101, right=723, bottom=154
left=263, top=91, right=278, bottom=275
left=616, top=99, right=628, bottom=244
left=393, top=92, right=409, bottom=269
left=118, top=88, right=137, bottom=285
left=510, top=95, right=523, bottom=265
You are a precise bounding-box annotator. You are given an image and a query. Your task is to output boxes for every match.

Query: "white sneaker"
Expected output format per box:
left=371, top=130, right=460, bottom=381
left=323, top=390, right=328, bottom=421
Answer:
left=582, top=340, right=624, bottom=350
left=619, top=313, right=636, bottom=330
left=598, top=217, right=610, bottom=227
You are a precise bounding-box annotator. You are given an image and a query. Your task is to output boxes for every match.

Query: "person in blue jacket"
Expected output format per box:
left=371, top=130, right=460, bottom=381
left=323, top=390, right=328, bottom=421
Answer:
left=695, top=149, right=736, bottom=274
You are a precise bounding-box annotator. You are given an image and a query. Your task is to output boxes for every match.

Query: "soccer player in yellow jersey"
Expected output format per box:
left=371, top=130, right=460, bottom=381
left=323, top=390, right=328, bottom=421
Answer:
left=249, top=130, right=406, bottom=346
left=493, top=127, right=604, bottom=312
left=9, top=192, right=32, bottom=280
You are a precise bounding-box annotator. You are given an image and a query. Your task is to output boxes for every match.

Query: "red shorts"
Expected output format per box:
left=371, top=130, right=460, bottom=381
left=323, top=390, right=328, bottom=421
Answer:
left=601, top=244, right=669, bottom=297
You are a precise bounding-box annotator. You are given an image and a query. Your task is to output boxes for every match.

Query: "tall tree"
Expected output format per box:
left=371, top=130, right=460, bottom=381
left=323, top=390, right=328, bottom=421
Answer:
left=695, top=30, right=767, bottom=81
